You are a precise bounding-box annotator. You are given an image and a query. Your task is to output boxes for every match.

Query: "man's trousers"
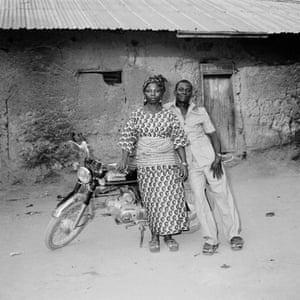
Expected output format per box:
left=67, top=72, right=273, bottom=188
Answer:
left=188, top=157, right=242, bottom=246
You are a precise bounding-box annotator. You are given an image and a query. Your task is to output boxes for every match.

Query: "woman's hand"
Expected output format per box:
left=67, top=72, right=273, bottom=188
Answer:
left=117, top=150, right=130, bottom=173
left=117, top=159, right=128, bottom=173
left=180, top=163, right=188, bottom=181
left=175, top=147, right=188, bottom=181
left=210, top=156, right=223, bottom=179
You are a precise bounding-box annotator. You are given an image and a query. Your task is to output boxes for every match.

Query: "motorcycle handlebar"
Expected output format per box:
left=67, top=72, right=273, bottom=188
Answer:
left=68, top=134, right=128, bottom=175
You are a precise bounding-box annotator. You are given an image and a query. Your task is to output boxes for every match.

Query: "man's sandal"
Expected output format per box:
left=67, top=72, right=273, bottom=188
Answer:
left=149, top=239, right=160, bottom=253
left=202, top=243, right=219, bottom=255
left=164, top=237, right=179, bottom=252
left=230, top=236, right=244, bottom=251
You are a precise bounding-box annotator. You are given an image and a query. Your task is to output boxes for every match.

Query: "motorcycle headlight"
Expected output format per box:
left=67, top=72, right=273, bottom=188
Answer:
left=77, top=167, right=92, bottom=184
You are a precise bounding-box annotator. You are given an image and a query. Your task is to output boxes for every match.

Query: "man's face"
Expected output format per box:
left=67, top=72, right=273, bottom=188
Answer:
left=175, top=82, right=193, bottom=104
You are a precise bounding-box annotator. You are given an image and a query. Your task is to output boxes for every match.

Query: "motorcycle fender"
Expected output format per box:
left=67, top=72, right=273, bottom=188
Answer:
left=52, top=193, right=86, bottom=218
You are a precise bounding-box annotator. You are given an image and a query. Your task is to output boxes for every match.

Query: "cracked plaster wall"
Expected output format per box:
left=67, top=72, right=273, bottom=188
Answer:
left=239, top=65, right=300, bottom=149
left=0, top=30, right=299, bottom=184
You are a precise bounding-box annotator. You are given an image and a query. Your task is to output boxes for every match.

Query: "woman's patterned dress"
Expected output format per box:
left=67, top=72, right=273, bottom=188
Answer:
left=119, top=107, right=188, bottom=235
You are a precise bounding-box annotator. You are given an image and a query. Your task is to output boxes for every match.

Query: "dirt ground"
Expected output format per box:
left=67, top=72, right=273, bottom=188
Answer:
left=1, top=146, right=300, bottom=300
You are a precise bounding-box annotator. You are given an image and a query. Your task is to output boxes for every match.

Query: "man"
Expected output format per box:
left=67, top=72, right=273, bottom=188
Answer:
left=164, top=79, right=244, bottom=255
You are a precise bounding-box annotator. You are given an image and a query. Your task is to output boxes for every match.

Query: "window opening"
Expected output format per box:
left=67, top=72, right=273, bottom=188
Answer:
left=76, top=69, right=122, bottom=86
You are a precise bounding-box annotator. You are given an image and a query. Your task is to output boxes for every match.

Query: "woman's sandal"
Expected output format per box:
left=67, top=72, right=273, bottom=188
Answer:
left=149, top=239, right=160, bottom=253
left=164, top=237, right=179, bottom=252
left=230, top=236, right=244, bottom=251
left=202, top=242, right=219, bottom=255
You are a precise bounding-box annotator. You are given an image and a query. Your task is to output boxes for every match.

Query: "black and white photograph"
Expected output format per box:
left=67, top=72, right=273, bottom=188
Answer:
left=1, top=0, right=300, bottom=299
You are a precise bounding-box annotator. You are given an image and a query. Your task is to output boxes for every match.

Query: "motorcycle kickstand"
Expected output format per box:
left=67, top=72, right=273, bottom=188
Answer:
left=139, top=224, right=146, bottom=248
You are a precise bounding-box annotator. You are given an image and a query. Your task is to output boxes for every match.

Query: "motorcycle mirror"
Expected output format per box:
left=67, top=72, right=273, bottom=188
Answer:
left=71, top=132, right=77, bottom=142
left=80, top=141, right=90, bottom=158
left=68, top=140, right=90, bottom=157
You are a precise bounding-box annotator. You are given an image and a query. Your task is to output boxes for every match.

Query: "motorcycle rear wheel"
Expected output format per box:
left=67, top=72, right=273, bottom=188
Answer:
left=45, top=200, right=90, bottom=250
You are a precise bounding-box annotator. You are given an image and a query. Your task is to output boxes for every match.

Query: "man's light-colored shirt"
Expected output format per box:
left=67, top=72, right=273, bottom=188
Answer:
left=164, top=101, right=216, bottom=167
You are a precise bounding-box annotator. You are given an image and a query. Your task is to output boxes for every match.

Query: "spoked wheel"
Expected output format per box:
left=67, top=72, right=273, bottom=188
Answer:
left=45, top=200, right=90, bottom=250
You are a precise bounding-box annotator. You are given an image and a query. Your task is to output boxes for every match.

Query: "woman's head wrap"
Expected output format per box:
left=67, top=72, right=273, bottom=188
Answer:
left=142, top=74, right=167, bottom=94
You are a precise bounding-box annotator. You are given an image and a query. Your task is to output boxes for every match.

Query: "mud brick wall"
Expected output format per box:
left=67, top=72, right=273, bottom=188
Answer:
left=0, top=30, right=299, bottom=184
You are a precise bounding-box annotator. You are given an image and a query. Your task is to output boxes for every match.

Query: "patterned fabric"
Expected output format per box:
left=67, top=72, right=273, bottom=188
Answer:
left=119, top=107, right=188, bottom=235
left=119, top=107, right=187, bottom=154
left=138, top=165, right=188, bottom=235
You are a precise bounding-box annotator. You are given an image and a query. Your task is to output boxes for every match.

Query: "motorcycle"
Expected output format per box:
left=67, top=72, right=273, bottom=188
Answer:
left=44, top=134, right=147, bottom=250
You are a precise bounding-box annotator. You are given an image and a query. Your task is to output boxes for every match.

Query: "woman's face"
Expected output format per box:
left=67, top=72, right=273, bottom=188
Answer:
left=144, top=82, right=164, bottom=104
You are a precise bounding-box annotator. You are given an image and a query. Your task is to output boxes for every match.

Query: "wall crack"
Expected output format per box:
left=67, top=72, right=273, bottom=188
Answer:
left=4, top=85, right=17, bottom=161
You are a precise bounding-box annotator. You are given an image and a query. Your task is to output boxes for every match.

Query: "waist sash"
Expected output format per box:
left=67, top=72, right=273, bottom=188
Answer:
left=136, top=137, right=178, bottom=167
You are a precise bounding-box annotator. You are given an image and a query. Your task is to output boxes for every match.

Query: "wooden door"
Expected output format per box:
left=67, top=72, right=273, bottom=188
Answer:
left=201, top=64, right=236, bottom=152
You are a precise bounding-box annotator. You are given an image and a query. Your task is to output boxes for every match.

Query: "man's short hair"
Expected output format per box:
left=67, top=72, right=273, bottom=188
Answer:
left=175, top=80, right=193, bottom=91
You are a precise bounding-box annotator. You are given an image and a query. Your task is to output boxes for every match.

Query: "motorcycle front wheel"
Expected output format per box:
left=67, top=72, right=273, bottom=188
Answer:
left=45, top=199, right=90, bottom=250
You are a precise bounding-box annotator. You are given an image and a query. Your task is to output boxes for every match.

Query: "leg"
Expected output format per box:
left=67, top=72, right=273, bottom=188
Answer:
left=204, top=165, right=242, bottom=244
left=149, top=232, right=160, bottom=253
left=230, top=236, right=244, bottom=250
left=202, top=242, right=219, bottom=255
left=184, top=183, right=201, bottom=233
left=139, top=165, right=188, bottom=236
left=189, top=162, right=219, bottom=246
left=163, top=234, right=179, bottom=252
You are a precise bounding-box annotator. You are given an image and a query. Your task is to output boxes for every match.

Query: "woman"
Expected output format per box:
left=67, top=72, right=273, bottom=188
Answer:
left=118, top=75, right=189, bottom=253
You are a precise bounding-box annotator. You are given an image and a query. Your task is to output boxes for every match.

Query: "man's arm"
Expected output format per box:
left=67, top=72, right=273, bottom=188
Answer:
left=207, top=131, right=223, bottom=179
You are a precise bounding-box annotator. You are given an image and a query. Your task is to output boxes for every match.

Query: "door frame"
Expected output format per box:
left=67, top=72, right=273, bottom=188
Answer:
left=199, top=63, right=236, bottom=152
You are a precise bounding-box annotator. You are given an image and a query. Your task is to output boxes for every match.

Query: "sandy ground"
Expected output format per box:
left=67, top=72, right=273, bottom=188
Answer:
left=1, top=148, right=300, bottom=300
